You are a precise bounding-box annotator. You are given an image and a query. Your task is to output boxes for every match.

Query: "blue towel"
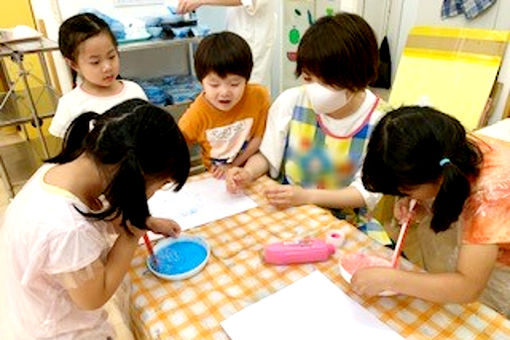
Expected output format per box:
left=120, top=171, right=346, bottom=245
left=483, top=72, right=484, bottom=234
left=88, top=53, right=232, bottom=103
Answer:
left=441, top=0, right=497, bottom=20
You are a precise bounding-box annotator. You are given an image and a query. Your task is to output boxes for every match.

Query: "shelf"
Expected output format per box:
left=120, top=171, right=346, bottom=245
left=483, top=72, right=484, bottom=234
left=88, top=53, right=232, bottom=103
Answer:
left=118, top=36, right=201, bottom=53
left=0, top=86, right=58, bottom=127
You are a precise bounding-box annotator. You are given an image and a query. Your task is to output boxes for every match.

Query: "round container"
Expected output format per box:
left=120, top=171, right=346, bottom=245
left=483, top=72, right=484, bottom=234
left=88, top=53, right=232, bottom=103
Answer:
left=147, top=235, right=210, bottom=280
left=325, top=230, right=345, bottom=248
left=339, top=252, right=396, bottom=296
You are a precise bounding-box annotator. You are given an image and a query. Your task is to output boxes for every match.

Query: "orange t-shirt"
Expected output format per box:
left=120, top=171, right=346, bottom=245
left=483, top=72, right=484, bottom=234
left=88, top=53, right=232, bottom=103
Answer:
left=178, top=84, right=270, bottom=169
left=462, top=134, right=510, bottom=265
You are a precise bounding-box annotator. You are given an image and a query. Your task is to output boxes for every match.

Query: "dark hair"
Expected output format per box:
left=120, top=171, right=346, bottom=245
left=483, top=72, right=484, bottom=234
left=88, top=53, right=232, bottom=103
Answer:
left=362, top=106, right=483, bottom=232
left=46, top=99, right=190, bottom=232
left=58, top=13, right=117, bottom=85
left=194, top=31, right=253, bottom=82
left=296, top=13, right=378, bottom=91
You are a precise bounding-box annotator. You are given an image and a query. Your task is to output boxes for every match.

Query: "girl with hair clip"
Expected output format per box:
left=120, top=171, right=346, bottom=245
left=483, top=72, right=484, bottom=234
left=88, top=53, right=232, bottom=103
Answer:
left=1, top=99, right=190, bottom=339
left=226, top=13, right=392, bottom=244
left=49, top=13, right=147, bottom=138
left=354, top=105, right=510, bottom=316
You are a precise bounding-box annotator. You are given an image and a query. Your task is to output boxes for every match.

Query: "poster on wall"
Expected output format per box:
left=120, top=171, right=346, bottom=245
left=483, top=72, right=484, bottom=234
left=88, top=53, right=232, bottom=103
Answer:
left=281, top=0, right=315, bottom=90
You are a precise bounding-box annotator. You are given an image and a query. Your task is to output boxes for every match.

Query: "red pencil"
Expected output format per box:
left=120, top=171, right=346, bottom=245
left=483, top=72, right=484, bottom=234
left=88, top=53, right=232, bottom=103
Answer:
left=143, top=233, right=158, bottom=269
left=391, top=199, right=417, bottom=268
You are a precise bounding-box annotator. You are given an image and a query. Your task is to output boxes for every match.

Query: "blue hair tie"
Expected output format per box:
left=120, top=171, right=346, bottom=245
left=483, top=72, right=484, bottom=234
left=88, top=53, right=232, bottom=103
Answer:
left=439, top=158, right=451, bottom=167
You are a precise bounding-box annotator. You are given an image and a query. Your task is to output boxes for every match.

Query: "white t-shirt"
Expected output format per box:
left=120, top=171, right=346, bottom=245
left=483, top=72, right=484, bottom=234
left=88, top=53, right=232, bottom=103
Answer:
left=226, top=0, right=277, bottom=89
left=259, top=88, right=384, bottom=210
left=1, top=164, right=116, bottom=339
left=49, top=80, right=147, bottom=138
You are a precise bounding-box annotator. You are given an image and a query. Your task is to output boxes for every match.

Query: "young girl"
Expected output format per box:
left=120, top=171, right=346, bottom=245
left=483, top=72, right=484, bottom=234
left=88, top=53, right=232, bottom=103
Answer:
left=354, top=105, right=510, bottom=316
left=49, top=13, right=147, bottom=138
left=226, top=13, right=391, bottom=242
left=1, top=99, right=190, bottom=339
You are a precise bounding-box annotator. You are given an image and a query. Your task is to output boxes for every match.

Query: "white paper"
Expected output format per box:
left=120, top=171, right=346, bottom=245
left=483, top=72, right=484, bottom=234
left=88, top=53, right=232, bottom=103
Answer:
left=221, top=271, right=404, bottom=340
left=146, top=177, right=257, bottom=241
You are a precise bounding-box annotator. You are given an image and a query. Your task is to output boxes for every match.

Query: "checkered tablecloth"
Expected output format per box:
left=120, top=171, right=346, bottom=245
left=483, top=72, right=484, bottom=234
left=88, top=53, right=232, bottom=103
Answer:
left=128, top=175, right=510, bottom=339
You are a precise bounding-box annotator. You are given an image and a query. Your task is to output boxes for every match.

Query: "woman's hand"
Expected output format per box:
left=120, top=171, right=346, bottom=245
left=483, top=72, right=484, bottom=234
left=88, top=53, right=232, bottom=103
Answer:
left=264, top=184, right=307, bottom=209
left=177, top=0, right=202, bottom=13
left=226, top=167, right=253, bottom=193
left=350, top=267, right=395, bottom=297
left=146, top=216, right=181, bottom=238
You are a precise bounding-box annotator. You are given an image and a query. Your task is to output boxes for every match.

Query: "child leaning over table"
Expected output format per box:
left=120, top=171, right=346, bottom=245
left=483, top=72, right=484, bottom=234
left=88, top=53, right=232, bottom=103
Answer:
left=226, top=13, right=393, bottom=244
left=1, top=99, right=189, bottom=339
left=178, top=31, right=270, bottom=179
left=353, top=106, right=510, bottom=317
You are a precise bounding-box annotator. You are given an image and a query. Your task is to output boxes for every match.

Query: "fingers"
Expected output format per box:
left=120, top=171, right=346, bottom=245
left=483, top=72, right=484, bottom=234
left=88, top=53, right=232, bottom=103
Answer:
left=212, top=166, right=223, bottom=179
left=226, top=167, right=249, bottom=193
left=265, top=185, right=292, bottom=207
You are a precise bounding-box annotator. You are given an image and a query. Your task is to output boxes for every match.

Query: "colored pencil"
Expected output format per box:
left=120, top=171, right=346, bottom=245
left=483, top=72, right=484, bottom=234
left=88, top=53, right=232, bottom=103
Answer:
left=143, top=233, right=158, bottom=269
left=391, top=199, right=417, bottom=268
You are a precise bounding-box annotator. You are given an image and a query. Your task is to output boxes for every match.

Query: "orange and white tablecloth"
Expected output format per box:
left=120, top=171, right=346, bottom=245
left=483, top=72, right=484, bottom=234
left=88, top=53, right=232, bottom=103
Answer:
left=128, top=175, right=510, bottom=339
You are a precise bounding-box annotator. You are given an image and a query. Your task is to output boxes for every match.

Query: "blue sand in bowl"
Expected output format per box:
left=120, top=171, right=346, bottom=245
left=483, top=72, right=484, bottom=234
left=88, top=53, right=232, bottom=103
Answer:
left=152, top=241, right=207, bottom=275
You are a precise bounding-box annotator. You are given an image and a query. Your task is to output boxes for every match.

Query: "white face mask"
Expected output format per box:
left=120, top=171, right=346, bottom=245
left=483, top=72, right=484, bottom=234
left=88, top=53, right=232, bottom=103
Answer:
left=306, top=83, right=350, bottom=114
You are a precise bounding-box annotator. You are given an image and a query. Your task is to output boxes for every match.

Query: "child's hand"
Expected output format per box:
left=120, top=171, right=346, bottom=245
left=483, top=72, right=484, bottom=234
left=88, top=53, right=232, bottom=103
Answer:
left=146, top=216, right=181, bottom=238
left=394, top=197, right=428, bottom=225
left=264, top=184, right=307, bottom=209
left=210, top=164, right=230, bottom=179
left=351, top=267, right=395, bottom=297
left=226, top=167, right=253, bottom=193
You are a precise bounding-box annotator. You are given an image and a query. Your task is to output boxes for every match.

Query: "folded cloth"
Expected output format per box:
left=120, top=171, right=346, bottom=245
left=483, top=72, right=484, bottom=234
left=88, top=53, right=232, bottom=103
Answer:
left=441, top=0, right=497, bottom=20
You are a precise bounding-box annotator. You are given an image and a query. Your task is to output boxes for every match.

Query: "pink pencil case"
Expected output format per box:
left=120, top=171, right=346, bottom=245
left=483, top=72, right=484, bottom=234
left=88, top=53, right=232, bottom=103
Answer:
left=263, top=238, right=335, bottom=265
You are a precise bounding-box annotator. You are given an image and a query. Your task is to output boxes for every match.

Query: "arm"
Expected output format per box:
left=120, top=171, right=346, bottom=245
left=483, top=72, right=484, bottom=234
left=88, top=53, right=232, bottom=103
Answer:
left=264, top=185, right=366, bottom=209
left=231, top=136, right=261, bottom=167
left=351, top=243, right=499, bottom=303
left=226, top=151, right=269, bottom=192
left=65, top=218, right=180, bottom=310
left=65, top=227, right=142, bottom=310
left=177, top=0, right=242, bottom=13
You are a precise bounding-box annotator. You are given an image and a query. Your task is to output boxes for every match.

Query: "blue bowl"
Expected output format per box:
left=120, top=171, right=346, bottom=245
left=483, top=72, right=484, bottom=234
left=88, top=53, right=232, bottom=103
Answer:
left=147, top=235, right=210, bottom=280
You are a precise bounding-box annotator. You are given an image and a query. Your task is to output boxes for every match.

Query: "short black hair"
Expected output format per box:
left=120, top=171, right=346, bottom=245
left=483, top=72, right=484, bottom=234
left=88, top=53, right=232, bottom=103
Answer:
left=194, top=31, right=253, bottom=82
left=296, top=13, right=378, bottom=91
left=362, top=106, right=483, bottom=232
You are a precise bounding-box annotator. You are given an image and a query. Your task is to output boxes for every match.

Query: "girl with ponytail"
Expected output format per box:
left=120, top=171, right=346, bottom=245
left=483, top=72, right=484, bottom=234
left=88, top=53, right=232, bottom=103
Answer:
left=1, top=99, right=190, bottom=339
left=353, top=105, right=510, bottom=316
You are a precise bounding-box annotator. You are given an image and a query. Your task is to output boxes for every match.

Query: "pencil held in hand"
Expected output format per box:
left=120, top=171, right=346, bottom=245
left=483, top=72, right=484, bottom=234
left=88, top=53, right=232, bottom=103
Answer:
left=390, top=199, right=417, bottom=268
left=143, top=233, right=158, bottom=269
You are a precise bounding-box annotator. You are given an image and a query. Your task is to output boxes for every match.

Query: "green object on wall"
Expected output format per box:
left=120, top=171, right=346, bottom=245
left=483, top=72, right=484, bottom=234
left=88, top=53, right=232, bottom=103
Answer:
left=289, top=26, right=300, bottom=45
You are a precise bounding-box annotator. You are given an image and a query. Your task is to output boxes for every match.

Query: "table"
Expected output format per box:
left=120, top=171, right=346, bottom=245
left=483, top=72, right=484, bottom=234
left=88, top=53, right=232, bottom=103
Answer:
left=128, top=175, right=510, bottom=339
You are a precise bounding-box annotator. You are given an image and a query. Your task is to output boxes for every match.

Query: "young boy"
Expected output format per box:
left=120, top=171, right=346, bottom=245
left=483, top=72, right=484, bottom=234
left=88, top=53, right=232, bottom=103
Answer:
left=178, top=31, right=270, bottom=178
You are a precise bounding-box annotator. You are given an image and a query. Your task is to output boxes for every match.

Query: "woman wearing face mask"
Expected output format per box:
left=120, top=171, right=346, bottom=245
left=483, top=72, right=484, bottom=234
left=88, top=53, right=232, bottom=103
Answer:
left=226, top=13, right=391, bottom=237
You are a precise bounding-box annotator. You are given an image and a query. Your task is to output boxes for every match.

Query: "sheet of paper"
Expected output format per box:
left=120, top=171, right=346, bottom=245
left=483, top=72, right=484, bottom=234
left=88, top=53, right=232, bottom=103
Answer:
left=221, top=271, right=404, bottom=340
left=145, top=177, right=257, bottom=241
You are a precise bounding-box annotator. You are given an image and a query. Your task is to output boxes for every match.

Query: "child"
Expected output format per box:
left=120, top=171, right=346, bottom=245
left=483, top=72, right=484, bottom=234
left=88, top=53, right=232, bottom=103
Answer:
left=178, top=31, right=270, bottom=178
left=354, top=105, right=510, bottom=316
left=176, top=0, right=277, bottom=89
left=49, top=13, right=147, bottom=138
left=226, top=13, right=390, bottom=240
left=1, top=99, right=190, bottom=339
